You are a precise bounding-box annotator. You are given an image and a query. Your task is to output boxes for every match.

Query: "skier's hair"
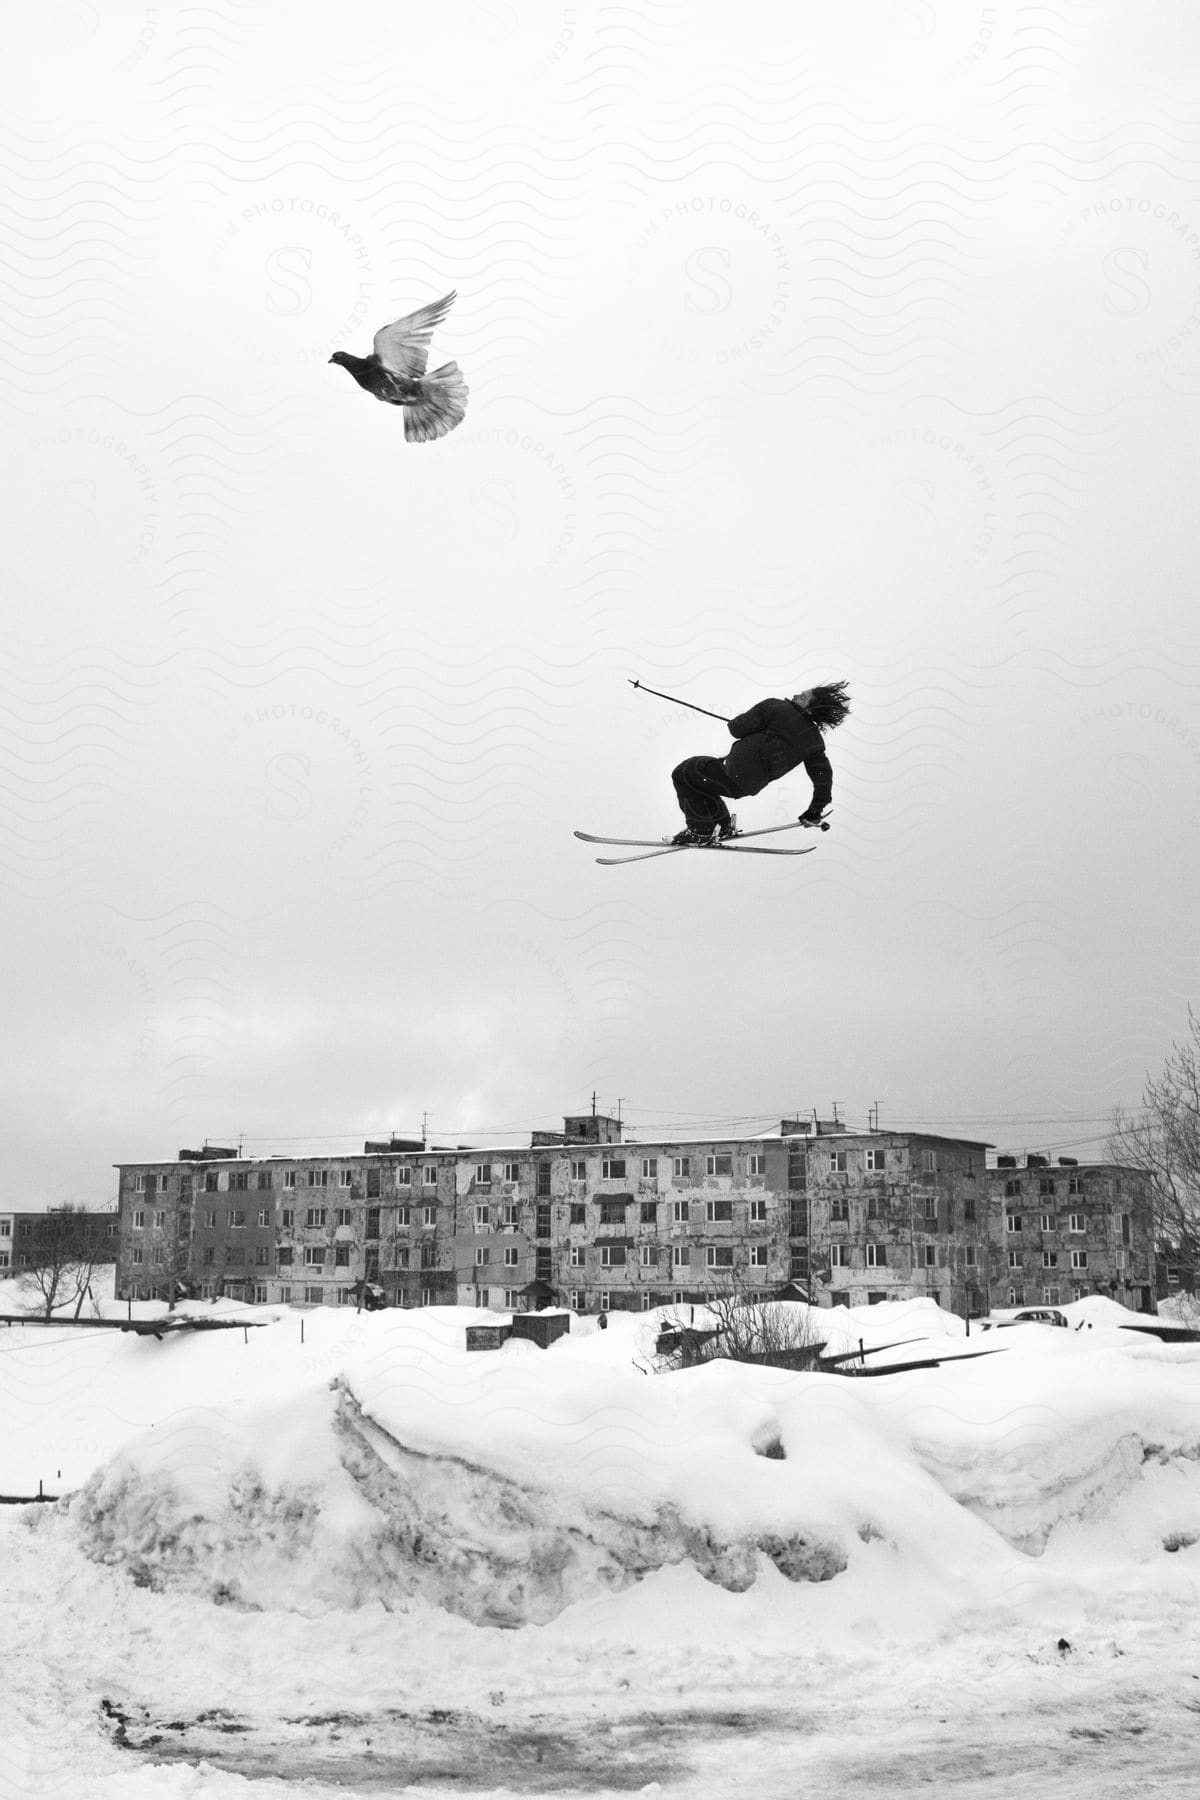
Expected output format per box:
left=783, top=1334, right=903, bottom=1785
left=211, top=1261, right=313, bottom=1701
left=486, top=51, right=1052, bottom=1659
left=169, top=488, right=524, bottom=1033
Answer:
left=804, top=681, right=851, bottom=731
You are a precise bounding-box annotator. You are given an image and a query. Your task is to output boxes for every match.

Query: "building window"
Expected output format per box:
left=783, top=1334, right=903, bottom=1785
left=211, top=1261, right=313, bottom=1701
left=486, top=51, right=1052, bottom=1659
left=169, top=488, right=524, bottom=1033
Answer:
left=571, top=1160, right=587, bottom=1181
left=535, top=1204, right=551, bottom=1238
left=749, top=1199, right=767, bottom=1224
left=395, top=1248, right=410, bottom=1269
left=1069, top=1213, right=1085, bottom=1234
left=641, top=1291, right=653, bottom=1311
left=284, top=1171, right=297, bottom=1188
left=748, top=1153, right=765, bottom=1176
left=922, top=1194, right=937, bottom=1220
left=231, top=1172, right=248, bottom=1192
left=281, top=1208, right=294, bottom=1229
left=639, top=1243, right=655, bottom=1267
left=672, top=1246, right=688, bottom=1268
left=866, top=1194, right=881, bottom=1220
left=226, top=1209, right=243, bottom=1230
left=201, top=1247, right=213, bottom=1266
left=1071, top=1249, right=1088, bottom=1270
left=536, top=1164, right=551, bottom=1197
left=1042, top=1250, right=1058, bottom=1269
left=705, top=1200, right=733, bottom=1222
left=152, top=1247, right=164, bottom=1266
left=334, top=1245, right=350, bottom=1267
left=499, top=1162, right=518, bottom=1184
left=600, top=1245, right=626, bottom=1268
left=257, top=1207, right=270, bottom=1228
left=503, top=1247, right=518, bottom=1267
left=1068, top=1177, right=1082, bottom=1195
left=202, top=1210, right=217, bottom=1229
left=750, top=1245, right=768, bottom=1268
left=502, top=1203, right=518, bottom=1228
left=1039, top=1212, right=1052, bottom=1231
left=339, top=1169, right=352, bottom=1187
left=964, top=1246, right=977, bottom=1267
left=787, top=1153, right=806, bottom=1191
left=304, top=1247, right=324, bottom=1266
left=306, top=1208, right=327, bottom=1229
left=132, top=1210, right=145, bottom=1229
left=672, top=1200, right=688, bottom=1224
left=257, top=1171, right=272, bottom=1190
left=705, top=1154, right=733, bottom=1177
left=570, top=1246, right=585, bottom=1267
left=1039, top=1178, right=1055, bottom=1197
left=277, top=1247, right=293, bottom=1266
left=366, top=1207, right=380, bottom=1240
left=599, top=1292, right=611, bottom=1312
left=367, top=1169, right=381, bottom=1199
left=474, top=1164, right=492, bottom=1189
left=278, top=1285, right=292, bottom=1302
left=131, top=1247, right=144, bottom=1266
left=255, top=1244, right=269, bottom=1266
left=422, top=1205, right=436, bottom=1227
left=205, top=1173, right=219, bottom=1192
left=474, top=1246, right=488, bottom=1267
left=475, top=1205, right=491, bottom=1230
left=789, top=1248, right=808, bottom=1280
left=308, top=1171, right=328, bottom=1189
left=135, top=1175, right=147, bottom=1193
left=1007, top=1215, right=1022, bottom=1234
left=601, top=1158, right=626, bottom=1181
left=421, top=1287, right=434, bottom=1305
left=570, top=1202, right=586, bottom=1225
left=599, top=1200, right=628, bottom=1226
left=504, top=1289, right=521, bottom=1309
left=1004, top=1179, right=1020, bottom=1199
left=923, top=1245, right=936, bottom=1267
left=865, top=1148, right=885, bottom=1172
left=304, top=1286, right=323, bottom=1304
left=396, top=1167, right=412, bottom=1188
left=963, top=1197, right=976, bottom=1223
left=1008, top=1250, right=1020, bottom=1269
left=641, top=1158, right=658, bottom=1179
left=831, top=1244, right=850, bottom=1267
left=865, top=1243, right=886, bottom=1268
left=569, top=1290, right=582, bottom=1310
left=1042, top=1286, right=1059, bottom=1304
left=830, top=1196, right=849, bottom=1223
left=832, top=1151, right=848, bottom=1174
left=789, top=1199, right=807, bottom=1236
left=922, top=1151, right=937, bottom=1174
left=705, top=1246, right=734, bottom=1270
left=252, top=1284, right=269, bottom=1303
left=334, top=1207, right=352, bottom=1227
left=672, top=1157, right=690, bottom=1179
left=1007, top=1286, right=1019, bottom=1306
left=423, top=1166, right=438, bottom=1186
left=640, top=1201, right=657, bottom=1225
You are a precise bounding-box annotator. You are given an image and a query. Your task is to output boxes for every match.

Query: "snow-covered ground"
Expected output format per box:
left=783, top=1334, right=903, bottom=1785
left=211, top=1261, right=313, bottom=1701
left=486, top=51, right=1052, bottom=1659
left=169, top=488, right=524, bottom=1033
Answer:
left=4, top=1276, right=1200, bottom=1797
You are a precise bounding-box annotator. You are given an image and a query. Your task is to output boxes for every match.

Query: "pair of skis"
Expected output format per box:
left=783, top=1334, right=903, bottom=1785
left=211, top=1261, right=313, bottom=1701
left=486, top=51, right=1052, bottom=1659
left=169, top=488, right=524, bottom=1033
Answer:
left=574, top=819, right=823, bottom=866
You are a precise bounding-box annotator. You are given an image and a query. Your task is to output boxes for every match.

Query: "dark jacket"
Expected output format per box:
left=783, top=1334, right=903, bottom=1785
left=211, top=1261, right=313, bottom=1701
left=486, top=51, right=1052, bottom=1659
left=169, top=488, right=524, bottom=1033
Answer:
left=727, top=698, right=832, bottom=810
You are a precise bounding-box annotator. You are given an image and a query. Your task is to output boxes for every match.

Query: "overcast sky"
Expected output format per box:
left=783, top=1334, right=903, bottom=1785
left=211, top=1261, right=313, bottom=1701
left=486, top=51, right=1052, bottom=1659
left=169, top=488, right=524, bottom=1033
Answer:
left=3, top=0, right=1200, bottom=1206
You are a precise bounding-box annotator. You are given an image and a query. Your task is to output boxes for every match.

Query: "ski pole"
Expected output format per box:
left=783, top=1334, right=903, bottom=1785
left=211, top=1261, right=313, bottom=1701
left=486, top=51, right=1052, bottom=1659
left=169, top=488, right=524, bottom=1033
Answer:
left=628, top=679, right=726, bottom=722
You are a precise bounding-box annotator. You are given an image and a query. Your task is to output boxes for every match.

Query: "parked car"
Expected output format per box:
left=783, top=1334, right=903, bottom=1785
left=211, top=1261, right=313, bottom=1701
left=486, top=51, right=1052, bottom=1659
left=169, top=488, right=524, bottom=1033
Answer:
left=978, top=1307, right=1069, bottom=1332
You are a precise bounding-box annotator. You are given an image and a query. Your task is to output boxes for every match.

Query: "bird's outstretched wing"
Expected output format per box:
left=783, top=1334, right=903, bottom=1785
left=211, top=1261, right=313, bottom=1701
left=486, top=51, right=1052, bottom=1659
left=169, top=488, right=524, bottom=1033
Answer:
left=372, top=292, right=458, bottom=378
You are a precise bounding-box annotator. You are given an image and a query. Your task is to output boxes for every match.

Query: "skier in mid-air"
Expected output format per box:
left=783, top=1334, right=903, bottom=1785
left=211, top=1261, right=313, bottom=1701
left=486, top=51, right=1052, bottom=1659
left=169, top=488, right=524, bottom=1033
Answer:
left=668, top=682, right=850, bottom=846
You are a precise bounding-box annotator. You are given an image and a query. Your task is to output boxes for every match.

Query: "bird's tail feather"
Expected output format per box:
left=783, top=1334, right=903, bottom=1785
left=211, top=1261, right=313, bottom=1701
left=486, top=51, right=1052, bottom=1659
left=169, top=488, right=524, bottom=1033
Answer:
left=403, top=361, right=469, bottom=443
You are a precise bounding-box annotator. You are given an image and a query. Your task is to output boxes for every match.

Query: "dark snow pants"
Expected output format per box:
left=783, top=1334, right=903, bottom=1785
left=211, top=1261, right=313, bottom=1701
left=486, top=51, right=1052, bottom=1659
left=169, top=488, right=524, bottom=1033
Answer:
left=672, top=739, right=772, bottom=832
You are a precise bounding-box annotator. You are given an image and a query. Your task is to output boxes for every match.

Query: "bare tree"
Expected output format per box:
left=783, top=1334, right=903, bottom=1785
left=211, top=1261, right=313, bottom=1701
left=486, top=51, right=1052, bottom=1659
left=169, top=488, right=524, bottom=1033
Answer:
left=1108, top=1009, right=1200, bottom=1280
left=658, top=1266, right=826, bottom=1372
left=24, top=1208, right=106, bottom=1319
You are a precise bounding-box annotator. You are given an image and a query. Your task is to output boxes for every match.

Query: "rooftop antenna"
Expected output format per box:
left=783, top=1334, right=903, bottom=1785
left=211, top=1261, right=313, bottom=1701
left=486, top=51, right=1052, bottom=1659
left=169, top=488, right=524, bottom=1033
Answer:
left=591, top=1090, right=597, bottom=1118
left=832, top=1101, right=842, bottom=1125
left=421, top=1110, right=428, bottom=1147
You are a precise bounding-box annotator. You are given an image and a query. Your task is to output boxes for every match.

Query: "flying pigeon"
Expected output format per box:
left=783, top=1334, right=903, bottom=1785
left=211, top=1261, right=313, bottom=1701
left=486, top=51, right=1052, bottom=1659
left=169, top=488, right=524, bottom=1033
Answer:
left=329, top=292, right=469, bottom=443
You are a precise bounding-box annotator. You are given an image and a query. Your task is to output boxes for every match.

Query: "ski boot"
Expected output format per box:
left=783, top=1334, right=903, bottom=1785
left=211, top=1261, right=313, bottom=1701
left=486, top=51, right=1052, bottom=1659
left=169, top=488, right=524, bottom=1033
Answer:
left=667, top=825, right=717, bottom=847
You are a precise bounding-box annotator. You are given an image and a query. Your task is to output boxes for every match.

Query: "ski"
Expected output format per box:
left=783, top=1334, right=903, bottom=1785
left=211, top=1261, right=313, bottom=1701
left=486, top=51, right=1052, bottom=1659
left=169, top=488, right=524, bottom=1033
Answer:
left=575, top=820, right=812, bottom=850
left=593, top=841, right=818, bottom=866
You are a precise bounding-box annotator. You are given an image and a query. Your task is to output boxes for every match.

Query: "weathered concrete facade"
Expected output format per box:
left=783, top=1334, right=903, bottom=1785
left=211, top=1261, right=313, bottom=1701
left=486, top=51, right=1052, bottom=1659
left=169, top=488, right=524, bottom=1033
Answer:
left=112, top=1116, right=1158, bottom=1316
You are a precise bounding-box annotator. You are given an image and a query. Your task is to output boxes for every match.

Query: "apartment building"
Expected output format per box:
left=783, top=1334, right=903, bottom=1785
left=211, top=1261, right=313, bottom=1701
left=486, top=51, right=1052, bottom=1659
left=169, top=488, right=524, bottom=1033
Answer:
left=989, top=1153, right=1155, bottom=1314
left=0, top=1208, right=118, bottom=1278
left=112, top=1109, right=1156, bottom=1315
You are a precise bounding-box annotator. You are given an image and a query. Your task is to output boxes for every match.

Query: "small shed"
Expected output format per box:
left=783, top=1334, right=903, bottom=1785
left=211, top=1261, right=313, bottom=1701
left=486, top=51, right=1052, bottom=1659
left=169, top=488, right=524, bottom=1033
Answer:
left=509, top=1308, right=571, bottom=1349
